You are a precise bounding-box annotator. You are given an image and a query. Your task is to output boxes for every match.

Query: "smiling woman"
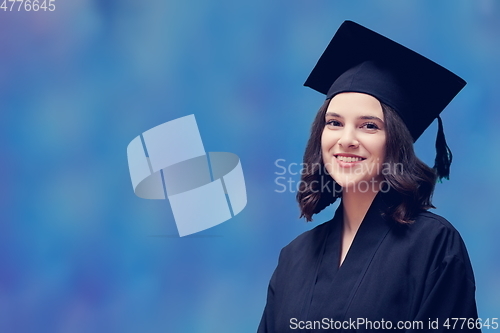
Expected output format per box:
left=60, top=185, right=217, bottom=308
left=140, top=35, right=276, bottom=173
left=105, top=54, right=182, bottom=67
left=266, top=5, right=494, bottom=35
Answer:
left=258, top=21, right=480, bottom=333
left=321, top=92, right=386, bottom=191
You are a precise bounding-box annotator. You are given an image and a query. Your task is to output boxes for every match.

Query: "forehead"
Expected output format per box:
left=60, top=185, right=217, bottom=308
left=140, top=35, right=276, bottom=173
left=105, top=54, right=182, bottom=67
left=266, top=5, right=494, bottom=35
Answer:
left=326, top=92, right=383, bottom=119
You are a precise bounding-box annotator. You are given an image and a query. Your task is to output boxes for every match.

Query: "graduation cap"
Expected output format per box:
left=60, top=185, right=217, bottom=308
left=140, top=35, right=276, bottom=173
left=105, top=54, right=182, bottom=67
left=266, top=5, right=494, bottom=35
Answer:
left=304, top=21, right=466, bottom=181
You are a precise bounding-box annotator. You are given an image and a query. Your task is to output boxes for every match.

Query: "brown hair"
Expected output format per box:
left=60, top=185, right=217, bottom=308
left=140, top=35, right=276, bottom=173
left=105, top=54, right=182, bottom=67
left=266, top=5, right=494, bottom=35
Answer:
left=296, top=98, right=437, bottom=223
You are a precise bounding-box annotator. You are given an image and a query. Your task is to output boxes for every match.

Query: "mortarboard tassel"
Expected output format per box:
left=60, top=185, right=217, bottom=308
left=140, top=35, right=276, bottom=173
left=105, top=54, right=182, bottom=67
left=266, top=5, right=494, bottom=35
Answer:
left=433, top=116, right=453, bottom=182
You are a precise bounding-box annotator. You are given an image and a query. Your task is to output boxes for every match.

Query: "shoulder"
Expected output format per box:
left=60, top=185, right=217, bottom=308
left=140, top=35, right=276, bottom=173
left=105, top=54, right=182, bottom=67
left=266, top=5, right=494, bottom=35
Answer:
left=406, top=210, right=464, bottom=243
left=400, top=210, right=474, bottom=277
left=278, top=219, right=332, bottom=262
left=413, top=210, right=456, bottom=228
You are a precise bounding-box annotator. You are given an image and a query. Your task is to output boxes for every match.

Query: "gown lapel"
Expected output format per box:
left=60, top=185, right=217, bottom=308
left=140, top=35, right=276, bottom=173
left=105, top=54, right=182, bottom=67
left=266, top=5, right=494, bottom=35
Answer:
left=306, top=191, right=394, bottom=322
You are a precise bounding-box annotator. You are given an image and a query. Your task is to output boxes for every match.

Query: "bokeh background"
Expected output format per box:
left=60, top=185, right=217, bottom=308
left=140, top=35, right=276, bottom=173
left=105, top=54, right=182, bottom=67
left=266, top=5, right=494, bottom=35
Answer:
left=1, top=0, right=499, bottom=332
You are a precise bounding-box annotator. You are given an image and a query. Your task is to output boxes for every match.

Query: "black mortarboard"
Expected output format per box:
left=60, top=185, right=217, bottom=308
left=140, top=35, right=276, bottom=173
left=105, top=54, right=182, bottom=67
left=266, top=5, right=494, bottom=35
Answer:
left=304, top=20, right=466, bottom=181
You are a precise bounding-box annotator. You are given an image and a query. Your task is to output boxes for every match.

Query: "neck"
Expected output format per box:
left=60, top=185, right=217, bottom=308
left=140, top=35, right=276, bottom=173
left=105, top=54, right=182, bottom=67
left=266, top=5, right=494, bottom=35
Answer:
left=341, top=188, right=379, bottom=234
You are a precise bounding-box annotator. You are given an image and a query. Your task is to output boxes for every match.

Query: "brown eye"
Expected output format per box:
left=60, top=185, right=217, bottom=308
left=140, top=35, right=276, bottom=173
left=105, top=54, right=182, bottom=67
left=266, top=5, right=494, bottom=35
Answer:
left=326, top=119, right=342, bottom=127
left=361, top=122, right=379, bottom=130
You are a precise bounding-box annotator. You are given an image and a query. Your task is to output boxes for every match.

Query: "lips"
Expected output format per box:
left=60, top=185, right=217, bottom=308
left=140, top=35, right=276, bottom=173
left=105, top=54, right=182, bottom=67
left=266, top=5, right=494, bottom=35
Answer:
left=334, top=154, right=366, bottom=163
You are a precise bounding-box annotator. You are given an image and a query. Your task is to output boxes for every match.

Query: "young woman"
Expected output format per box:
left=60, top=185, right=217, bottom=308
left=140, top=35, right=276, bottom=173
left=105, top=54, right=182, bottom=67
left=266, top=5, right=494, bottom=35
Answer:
left=258, top=21, right=480, bottom=332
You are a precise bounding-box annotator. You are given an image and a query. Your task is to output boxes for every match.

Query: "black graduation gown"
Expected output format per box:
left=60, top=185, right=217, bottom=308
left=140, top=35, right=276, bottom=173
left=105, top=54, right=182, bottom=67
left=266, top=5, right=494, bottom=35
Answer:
left=258, top=192, right=480, bottom=332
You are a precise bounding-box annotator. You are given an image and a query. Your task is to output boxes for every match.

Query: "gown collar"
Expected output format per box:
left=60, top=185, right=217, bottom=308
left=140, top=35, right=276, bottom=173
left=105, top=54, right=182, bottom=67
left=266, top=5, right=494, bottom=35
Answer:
left=306, top=190, right=396, bottom=321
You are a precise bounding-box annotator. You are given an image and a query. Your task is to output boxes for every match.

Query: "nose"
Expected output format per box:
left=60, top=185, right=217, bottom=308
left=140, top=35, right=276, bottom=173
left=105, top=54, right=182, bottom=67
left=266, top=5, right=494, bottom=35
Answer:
left=337, top=126, right=359, bottom=148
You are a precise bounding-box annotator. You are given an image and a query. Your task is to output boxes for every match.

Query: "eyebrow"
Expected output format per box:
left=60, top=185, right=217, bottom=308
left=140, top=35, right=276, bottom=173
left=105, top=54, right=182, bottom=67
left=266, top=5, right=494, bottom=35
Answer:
left=325, top=112, right=384, bottom=123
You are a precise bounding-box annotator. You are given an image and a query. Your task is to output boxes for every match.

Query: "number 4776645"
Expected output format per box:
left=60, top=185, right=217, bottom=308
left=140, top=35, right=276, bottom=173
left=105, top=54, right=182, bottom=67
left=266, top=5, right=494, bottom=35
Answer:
left=1, top=0, right=55, bottom=11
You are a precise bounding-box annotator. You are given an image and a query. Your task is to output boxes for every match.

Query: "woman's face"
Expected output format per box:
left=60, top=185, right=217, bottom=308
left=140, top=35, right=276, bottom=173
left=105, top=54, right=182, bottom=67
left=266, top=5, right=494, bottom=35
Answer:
left=321, top=92, right=386, bottom=192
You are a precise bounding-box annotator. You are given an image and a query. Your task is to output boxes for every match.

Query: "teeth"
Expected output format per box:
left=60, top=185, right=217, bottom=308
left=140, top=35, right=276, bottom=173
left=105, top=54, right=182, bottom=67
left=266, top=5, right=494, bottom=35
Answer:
left=336, top=156, right=363, bottom=162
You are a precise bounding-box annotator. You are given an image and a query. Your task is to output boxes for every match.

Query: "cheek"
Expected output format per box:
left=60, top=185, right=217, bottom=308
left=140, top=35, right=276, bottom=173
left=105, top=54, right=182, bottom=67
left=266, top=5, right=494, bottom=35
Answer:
left=320, top=129, right=338, bottom=149
left=320, top=130, right=328, bottom=153
left=320, top=130, right=335, bottom=156
left=373, top=140, right=385, bottom=163
left=366, top=136, right=386, bottom=160
left=320, top=130, right=334, bottom=165
left=379, top=135, right=387, bottom=160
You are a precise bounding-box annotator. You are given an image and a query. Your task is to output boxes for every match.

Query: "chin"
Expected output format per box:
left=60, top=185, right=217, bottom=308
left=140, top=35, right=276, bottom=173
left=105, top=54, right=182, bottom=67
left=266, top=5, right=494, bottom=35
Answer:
left=333, top=177, right=363, bottom=189
left=333, top=176, right=381, bottom=193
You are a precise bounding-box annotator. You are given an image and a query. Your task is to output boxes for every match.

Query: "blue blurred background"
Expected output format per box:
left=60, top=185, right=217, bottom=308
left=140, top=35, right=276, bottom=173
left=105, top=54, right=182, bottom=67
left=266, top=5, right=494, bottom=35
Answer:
left=1, top=0, right=499, bottom=332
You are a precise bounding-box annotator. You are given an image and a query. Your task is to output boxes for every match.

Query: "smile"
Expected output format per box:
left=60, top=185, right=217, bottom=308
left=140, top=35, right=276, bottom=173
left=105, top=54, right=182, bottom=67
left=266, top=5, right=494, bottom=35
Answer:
left=335, top=155, right=366, bottom=163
